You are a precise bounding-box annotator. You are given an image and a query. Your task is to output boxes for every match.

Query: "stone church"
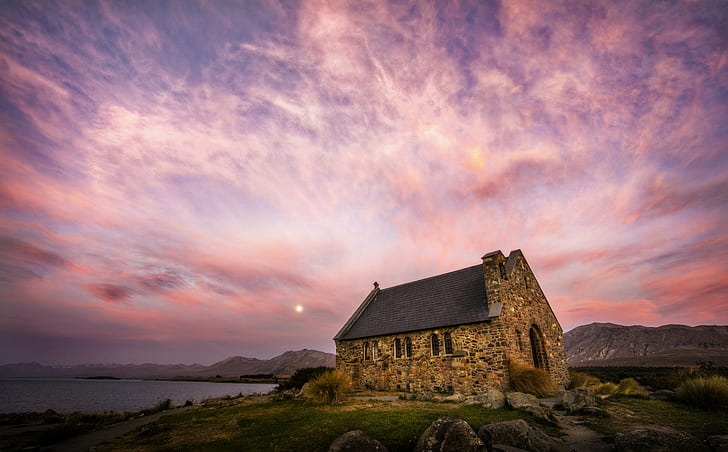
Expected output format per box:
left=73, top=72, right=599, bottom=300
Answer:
left=334, top=250, right=569, bottom=393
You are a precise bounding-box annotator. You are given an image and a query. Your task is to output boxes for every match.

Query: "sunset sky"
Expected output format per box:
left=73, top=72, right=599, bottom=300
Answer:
left=1, top=0, right=726, bottom=365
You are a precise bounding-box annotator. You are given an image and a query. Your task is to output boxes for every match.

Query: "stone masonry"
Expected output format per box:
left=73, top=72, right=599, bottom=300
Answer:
left=334, top=250, right=569, bottom=393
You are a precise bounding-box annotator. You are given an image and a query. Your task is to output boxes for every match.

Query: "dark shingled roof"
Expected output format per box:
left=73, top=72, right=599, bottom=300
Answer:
left=335, top=264, right=500, bottom=341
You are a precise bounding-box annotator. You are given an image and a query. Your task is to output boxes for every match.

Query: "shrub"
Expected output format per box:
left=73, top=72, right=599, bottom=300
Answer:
left=616, top=377, right=641, bottom=395
left=569, top=372, right=601, bottom=389
left=676, top=375, right=728, bottom=411
left=304, top=369, right=351, bottom=404
left=592, top=382, right=618, bottom=395
left=508, top=360, right=556, bottom=397
left=277, top=366, right=332, bottom=392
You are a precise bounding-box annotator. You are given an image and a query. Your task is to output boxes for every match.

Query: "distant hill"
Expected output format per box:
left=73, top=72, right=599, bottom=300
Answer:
left=564, top=323, right=728, bottom=367
left=0, top=349, right=335, bottom=379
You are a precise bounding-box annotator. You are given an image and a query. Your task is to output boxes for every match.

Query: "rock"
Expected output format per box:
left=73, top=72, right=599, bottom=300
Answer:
left=415, top=417, right=486, bottom=452
left=434, top=393, right=466, bottom=403
left=270, top=390, right=296, bottom=401
left=614, top=427, right=710, bottom=452
left=478, top=419, right=570, bottom=452
left=506, top=392, right=540, bottom=409
left=416, top=390, right=434, bottom=401
left=524, top=406, right=558, bottom=424
left=329, top=430, right=388, bottom=452
left=707, top=435, right=728, bottom=452
left=648, top=389, right=675, bottom=401
left=465, top=388, right=506, bottom=409
left=562, top=387, right=596, bottom=413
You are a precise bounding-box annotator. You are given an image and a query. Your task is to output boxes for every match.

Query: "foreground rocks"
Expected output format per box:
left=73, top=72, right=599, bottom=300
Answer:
left=614, top=426, right=710, bottom=452
left=562, top=387, right=597, bottom=413
left=414, top=417, right=486, bottom=452
left=329, top=430, right=388, bottom=452
left=479, top=419, right=570, bottom=452
left=464, top=388, right=506, bottom=409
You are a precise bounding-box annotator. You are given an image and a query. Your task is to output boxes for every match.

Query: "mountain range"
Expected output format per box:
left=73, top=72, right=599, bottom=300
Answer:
left=564, top=323, right=728, bottom=367
left=0, top=349, right=336, bottom=379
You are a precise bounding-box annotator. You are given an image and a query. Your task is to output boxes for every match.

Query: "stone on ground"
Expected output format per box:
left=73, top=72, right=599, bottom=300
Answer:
left=562, top=387, right=596, bottom=413
left=478, top=419, right=570, bottom=452
left=614, top=426, right=710, bottom=452
left=506, top=392, right=541, bottom=409
left=465, top=388, right=506, bottom=409
left=329, top=430, right=388, bottom=452
left=414, top=417, right=486, bottom=452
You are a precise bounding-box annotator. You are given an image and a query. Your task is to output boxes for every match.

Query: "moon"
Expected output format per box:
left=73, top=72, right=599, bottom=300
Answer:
left=295, top=305, right=303, bottom=313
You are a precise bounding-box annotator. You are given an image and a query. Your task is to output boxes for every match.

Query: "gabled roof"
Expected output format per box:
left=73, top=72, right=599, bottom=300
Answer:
left=334, top=264, right=501, bottom=341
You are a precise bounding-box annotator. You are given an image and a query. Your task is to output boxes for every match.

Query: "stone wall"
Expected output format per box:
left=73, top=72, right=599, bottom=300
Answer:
left=335, top=320, right=511, bottom=393
left=482, top=251, right=569, bottom=386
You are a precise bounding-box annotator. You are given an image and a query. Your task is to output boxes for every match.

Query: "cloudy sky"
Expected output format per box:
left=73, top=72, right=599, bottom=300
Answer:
left=1, top=0, right=726, bottom=365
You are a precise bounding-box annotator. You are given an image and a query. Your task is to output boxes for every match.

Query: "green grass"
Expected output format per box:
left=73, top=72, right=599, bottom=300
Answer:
left=584, top=394, right=728, bottom=440
left=96, top=398, right=558, bottom=452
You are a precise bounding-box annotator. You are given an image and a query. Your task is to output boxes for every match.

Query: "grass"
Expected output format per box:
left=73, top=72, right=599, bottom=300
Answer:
left=508, top=360, right=556, bottom=397
left=95, top=397, right=558, bottom=452
left=676, top=375, right=728, bottom=411
left=584, top=394, right=728, bottom=440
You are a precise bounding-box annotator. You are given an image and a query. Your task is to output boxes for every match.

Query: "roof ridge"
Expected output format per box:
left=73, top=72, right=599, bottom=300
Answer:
left=379, top=264, right=482, bottom=292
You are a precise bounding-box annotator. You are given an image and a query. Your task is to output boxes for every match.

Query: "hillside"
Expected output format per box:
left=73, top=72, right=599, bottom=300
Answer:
left=564, top=323, right=728, bottom=366
left=0, top=349, right=335, bottom=379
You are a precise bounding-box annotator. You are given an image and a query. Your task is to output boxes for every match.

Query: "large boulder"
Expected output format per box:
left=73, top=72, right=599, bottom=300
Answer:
left=614, top=427, right=710, bottom=452
left=416, top=390, right=435, bottom=401
left=329, top=430, right=388, bottom=452
left=478, top=419, right=570, bottom=452
left=562, top=387, right=596, bottom=413
left=434, top=393, right=466, bottom=403
left=506, top=392, right=541, bottom=410
left=465, top=388, right=506, bottom=409
left=414, top=417, right=486, bottom=452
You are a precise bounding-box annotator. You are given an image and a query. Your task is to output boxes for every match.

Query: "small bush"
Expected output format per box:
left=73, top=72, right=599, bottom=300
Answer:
left=569, top=372, right=601, bottom=389
left=304, top=369, right=351, bottom=404
left=676, top=375, right=728, bottom=411
left=593, top=382, right=618, bottom=395
left=509, top=360, right=556, bottom=397
left=616, top=377, right=641, bottom=395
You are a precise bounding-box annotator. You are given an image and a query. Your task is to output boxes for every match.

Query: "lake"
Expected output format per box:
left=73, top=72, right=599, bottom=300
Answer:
left=0, top=378, right=277, bottom=413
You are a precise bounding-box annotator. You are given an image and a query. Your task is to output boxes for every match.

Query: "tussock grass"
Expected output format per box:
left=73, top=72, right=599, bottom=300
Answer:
left=508, top=360, right=556, bottom=397
left=304, top=369, right=351, bottom=404
left=676, top=375, right=728, bottom=411
left=569, top=372, right=601, bottom=389
left=616, top=377, right=641, bottom=395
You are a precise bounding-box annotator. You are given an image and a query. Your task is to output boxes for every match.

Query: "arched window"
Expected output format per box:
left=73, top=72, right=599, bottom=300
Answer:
left=405, top=337, right=413, bottom=358
left=529, top=325, right=549, bottom=370
left=431, top=333, right=440, bottom=356
left=372, top=341, right=379, bottom=360
left=444, top=332, right=453, bottom=354
left=499, top=263, right=508, bottom=279
left=395, top=338, right=402, bottom=358
left=363, top=342, right=371, bottom=360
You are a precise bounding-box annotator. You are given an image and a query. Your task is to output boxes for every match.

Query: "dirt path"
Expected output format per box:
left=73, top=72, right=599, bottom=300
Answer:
left=48, top=406, right=195, bottom=452
left=540, top=397, right=613, bottom=452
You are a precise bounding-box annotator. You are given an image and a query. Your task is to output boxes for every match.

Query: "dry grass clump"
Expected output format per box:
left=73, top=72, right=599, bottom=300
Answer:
left=304, top=369, right=351, bottom=404
left=569, top=372, right=601, bottom=389
left=508, top=360, right=556, bottom=397
left=616, top=377, right=641, bottom=395
left=593, top=382, right=618, bottom=395
left=676, top=375, right=728, bottom=411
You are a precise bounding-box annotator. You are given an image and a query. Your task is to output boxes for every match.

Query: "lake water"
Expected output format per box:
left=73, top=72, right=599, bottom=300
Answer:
left=0, top=379, right=277, bottom=413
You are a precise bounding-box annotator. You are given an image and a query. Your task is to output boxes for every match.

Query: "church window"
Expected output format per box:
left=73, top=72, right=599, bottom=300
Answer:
left=444, top=332, right=453, bottom=354
left=499, top=263, right=507, bottom=279
left=431, top=333, right=440, bottom=356
left=405, top=337, right=413, bottom=358
left=395, top=338, right=402, bottom=358
left=363, top=342, right=371, bottom=360
left=372, top=341, right=379, bottom=359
